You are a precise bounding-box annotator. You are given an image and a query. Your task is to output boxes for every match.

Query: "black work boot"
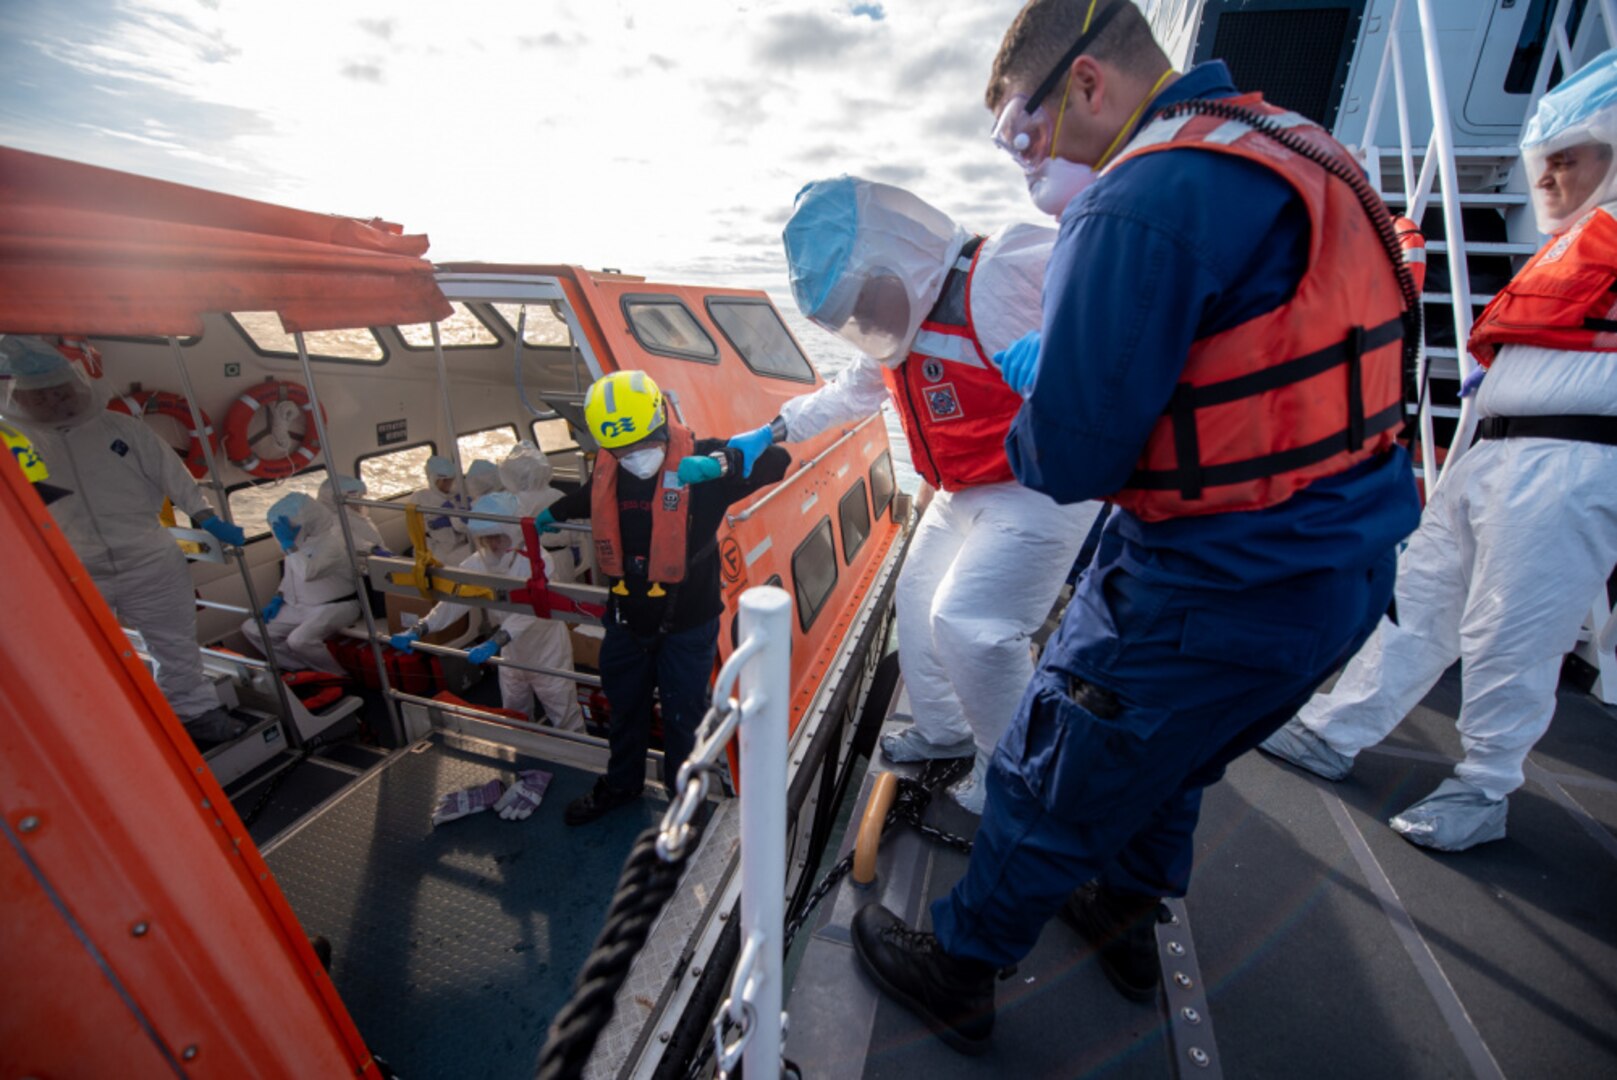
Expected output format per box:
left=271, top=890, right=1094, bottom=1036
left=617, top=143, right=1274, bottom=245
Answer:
left=851, top=903, right=995, bottom=1055
left=564, top=777, right=642, bottom=827
left=1061, top=880, right=1162, bottom=1003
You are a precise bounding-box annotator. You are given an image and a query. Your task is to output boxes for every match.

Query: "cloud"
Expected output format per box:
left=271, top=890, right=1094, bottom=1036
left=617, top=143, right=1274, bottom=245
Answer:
left=340, top=61, right=384, bottom=83
left=356, top=18, right=395, bottom=41
left=928, top=105, right=994, bottom=139
left=865, top=162, right=926, bottom=186
left=755, top=11, right=868, bottom=68
left=647, top=53, right=677, bottom=71
left=517, top=30, right=585, bottom=49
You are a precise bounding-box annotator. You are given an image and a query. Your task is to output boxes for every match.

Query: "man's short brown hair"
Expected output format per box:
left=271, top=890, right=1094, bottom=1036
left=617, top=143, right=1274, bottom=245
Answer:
left=987, top=0, right=1166, bottom=110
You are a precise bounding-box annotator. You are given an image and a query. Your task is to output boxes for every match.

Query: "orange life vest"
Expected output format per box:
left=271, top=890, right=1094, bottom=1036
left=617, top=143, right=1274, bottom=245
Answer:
left=1108, top=95, right=1408, bottom=522
left=1468, top=207, right=1617, bottom=367
left=880, top=236, right=1023, bottom=491
left=591, top=420, right=695, bottom=585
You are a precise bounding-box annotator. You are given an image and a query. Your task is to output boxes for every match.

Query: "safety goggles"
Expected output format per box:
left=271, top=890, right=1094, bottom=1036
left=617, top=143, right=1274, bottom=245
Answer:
left=991, top=0, right=1125, bottom=170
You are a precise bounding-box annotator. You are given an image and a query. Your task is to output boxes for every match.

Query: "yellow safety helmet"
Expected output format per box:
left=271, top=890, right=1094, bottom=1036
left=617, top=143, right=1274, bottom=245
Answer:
left=584, top=370, right=666, bottom=449
left=1, top=421, right=49, bottom=484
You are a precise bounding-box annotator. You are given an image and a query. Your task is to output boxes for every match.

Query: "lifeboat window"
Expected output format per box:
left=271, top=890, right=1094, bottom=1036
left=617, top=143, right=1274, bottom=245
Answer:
left=838, top=479, right=871, bottom=564
left=229, top=312, right=386, bottom=364
left=457, top=424, right=520, bottom=465
left=227, top=468, right=329, bottom=540
left=869, top=451, right=895, bottom=522
left=622, top=296, right=719, bottom=363
left=358, top=442, right=437, bottom=500
left=732, top=574, right=785, bottom=649
left=397, top=302, right=499, bottom=349
left=792, top=517, right=839, bottom=631
left=705, top=298, right=816, bottom=383
left=531, top=417, right=580, bottom=454
left=491, top=302, right=575, bottom=348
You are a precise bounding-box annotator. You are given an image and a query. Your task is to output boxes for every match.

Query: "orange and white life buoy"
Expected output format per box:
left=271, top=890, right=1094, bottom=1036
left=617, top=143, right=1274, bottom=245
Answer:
left=223, top=379, right=326, bottom=479
left=106, top=388, right=218, bottom=478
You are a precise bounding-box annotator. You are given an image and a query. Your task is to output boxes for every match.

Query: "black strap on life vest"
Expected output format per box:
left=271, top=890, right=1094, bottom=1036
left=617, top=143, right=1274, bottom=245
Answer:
left=1585, top=316, right=1617, bottom=332
left=923, top=235, right=986, bottom=329
left=1475, top=414, right=1617, bottom=446
left=1130, top=315, right=1405, bottom=498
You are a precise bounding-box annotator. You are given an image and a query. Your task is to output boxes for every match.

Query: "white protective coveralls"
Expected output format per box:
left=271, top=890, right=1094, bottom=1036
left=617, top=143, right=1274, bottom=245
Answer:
left=318, top=474, right=387, bottom=554
left=1, top=340, right=229, bottom=724
left=775, top=182, right=1095, bottom=802
left=499, top=441, right=576, bottom=582
left=1263, top=58, right=1617, bottom=850
left=243, top=492, right=362, bottom=674
left=465, top=459, right=502, bottom=501
left=419, top=492, right=584, bottom=729
left=411, top=454, right=470, bottom=563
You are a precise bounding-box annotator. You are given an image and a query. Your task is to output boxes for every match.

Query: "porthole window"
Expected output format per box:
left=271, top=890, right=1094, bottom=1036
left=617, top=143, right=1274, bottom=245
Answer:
left=622, top=296, right=719, bottom=363
left=869, top=451, right=895, bottom=522
left=706, top=298, right=816, bottom=382
left=791, top=517, right=838, bottom=632
left=838, top=478, right=871, bottom=565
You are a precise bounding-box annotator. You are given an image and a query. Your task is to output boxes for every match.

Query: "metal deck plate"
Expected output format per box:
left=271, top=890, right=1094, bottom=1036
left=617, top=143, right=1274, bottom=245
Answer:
left=264, top=731, right=665, bottom=1080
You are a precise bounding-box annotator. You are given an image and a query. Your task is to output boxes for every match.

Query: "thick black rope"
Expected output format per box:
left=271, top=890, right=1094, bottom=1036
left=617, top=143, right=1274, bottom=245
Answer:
left=1159, top=99, right=1427, bottom=422
left=538, top=825, right=689, bottom=1080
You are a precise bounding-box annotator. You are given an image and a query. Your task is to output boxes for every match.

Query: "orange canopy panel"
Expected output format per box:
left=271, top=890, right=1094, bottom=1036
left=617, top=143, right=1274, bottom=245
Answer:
left=0, top=454, right=376, bottom=1076
left=0, top=145, right=452, bottom=336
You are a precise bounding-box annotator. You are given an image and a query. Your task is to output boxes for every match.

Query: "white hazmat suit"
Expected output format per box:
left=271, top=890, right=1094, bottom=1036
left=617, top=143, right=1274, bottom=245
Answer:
left=412, top=454, right=470, bottom=563
left=0, top=337, right=237, bottom=735
left=1262, top=63, right=1617, bottom=851
left=763, top=179, right=1096, bottom=812
left=318, top=474, right=387, bottom=554
left=500, top=441, right=576, bottom=582
left=243, top=492, right=363, bottom=675
left=417, top=492, right=584, bottom=729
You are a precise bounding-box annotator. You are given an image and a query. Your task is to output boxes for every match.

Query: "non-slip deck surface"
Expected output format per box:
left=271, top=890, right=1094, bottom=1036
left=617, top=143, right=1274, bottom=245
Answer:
left=265, top=731, right=663, bottom=1080
left=787, top=669, right=1617, bottom=1078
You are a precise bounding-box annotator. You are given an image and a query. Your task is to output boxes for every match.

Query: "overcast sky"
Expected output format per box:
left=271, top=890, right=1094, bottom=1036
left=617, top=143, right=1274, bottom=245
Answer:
left=0, top=0, right=1050, bottom=299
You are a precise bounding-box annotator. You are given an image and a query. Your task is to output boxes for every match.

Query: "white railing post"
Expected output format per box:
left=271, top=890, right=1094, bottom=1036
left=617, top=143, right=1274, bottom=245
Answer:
left=736, top=585, right=792, bottom=1078
left=1414, top=0, right=1479, bottom=484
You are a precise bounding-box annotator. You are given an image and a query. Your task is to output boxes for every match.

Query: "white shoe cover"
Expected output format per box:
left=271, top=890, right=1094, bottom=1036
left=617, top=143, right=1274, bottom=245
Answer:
left=947, top=756, right=987, bottom=816
left=880, top=725, right=975, bottom=764
left=1258, top=717, right=1355, bottom=780
left=1389, top=778, right=1508, bottom=852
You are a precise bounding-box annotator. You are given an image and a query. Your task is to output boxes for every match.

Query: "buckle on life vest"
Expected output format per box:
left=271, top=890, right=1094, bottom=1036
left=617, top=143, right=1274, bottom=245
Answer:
left=611, top=579, right=630, bottom=596
left=510, top=516, right=607, bottom=620
left=647, top=582, right=667, bottom=598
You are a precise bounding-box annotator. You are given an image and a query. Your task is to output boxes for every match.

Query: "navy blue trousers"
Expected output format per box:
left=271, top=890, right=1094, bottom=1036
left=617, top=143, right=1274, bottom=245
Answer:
left=601, top=616, right=720, bottom=794
left=933, top=550, right=1396, bottom=966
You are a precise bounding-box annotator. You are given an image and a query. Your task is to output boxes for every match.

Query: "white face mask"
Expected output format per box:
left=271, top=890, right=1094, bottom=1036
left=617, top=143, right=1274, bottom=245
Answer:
left=619, top=444, right=666, bottom=480
left=1026, top=157, right=1097, bottom=218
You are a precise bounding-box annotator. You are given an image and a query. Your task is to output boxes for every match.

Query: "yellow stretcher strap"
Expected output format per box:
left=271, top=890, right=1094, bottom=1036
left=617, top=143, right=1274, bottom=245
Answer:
left=161, top=498, right=203, bottom=555
left=388, top=503, right=495, bottom=600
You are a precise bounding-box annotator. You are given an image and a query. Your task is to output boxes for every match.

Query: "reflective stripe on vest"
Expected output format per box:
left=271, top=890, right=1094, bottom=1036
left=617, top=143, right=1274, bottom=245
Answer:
left=1109, top=94, right=1408, bottom=522
left=591, top=420, right=695, bottom=584
left=879, top=235, right=1023, bottom=491
left=1468, top=207, right=1617, bottom=367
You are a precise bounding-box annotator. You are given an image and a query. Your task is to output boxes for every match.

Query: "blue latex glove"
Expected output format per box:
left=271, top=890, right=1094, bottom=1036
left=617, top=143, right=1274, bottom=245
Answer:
left=1458, top=365, right=1487, bottom=398
left=726, top=424, right=774, bottom=478
left=467, top=638, right=502, bottom=665
left=270, top=517, right=301, bottom=552
left=390, top=627, right=419, bottom=653
left=993, top=330, right=1042, bottom=397
left=196, top=512, right=246, bottom=548
left=534, top=508, right=558, bottom=534
left=262, top=594, right=285, bottom=622
left=677, top=455, right=725, bottom=487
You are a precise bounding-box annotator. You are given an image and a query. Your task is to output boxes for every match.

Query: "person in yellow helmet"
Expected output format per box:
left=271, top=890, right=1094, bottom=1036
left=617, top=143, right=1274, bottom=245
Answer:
left=537, top=369, right=790, bottom=825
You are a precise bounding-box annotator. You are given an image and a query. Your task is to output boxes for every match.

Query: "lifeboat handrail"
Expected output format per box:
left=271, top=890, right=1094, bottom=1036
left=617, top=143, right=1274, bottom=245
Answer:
left=727, top=413, right=883, bottom=526
left=380, top=635, right=604, bottom=688
left=343, top=495, right=593, bottom=533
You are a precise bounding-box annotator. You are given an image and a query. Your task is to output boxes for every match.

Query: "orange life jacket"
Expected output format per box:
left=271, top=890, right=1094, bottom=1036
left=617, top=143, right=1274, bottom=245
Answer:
left=1108, top=95, right=1408, bottom=522
left=1468, top=207, right=1617, bottom=367
left=880, top=236, right=1023, bottom=491
left=591, top=420, right=695, bottom=585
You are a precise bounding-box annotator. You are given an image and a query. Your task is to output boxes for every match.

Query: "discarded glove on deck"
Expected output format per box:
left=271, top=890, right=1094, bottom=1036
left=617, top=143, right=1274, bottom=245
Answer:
left=432, top=779, right=507, bottom=826
left=494, top=769, right=554, bottom=821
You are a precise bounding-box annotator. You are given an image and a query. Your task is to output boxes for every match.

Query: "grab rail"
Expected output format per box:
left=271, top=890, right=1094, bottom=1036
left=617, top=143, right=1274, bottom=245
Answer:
left=727, top=413, right=881, bottom=526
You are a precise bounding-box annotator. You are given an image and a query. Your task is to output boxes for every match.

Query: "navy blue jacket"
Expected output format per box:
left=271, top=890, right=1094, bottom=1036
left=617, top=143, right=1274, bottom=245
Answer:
left=1007, top=61, right=1419, bottom=590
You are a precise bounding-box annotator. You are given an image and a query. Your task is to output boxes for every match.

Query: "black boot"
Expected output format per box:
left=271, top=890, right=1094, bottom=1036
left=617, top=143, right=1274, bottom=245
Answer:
left=850, top=903, right=995, bottom=1055
left=564, top=777, right=642, bottom=827
left=1060, top=881, right=1162, bottom=1003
